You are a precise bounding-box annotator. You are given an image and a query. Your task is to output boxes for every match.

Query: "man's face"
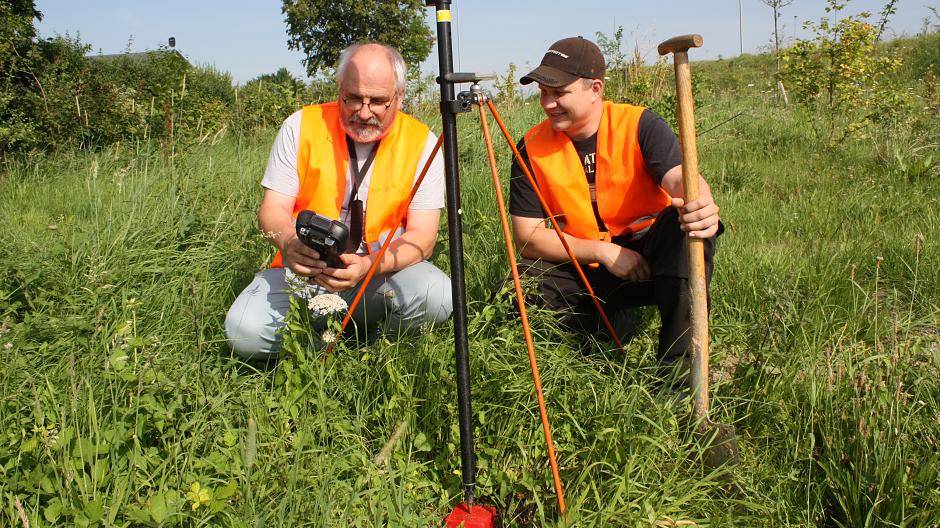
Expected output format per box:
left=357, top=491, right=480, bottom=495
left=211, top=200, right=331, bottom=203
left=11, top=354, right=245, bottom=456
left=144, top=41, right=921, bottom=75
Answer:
left=538, top=78, right=601, bottom=137
left=338, top=47, right=402, bottom=143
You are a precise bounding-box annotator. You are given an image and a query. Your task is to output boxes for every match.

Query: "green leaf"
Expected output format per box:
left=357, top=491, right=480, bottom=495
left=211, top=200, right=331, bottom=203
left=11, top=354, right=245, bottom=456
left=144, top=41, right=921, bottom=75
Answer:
left=73, top=512, right=90, bottom=528
left=57, top=426, right=75, bottom=450
left=222, top=430, right=237, bottom=447
left=73, top=437, right=96, bottom=461
left=149, top=492, right=168, bottom=524
left=109, top=476, right=129, bottom=525
left=214, top=481, right=238, bottom=500
left=20, top=436, right=38, bottom=453
left=44, top=499, right=63, bottom=522
left=413, top=432, right=431, bottom=452
left=92, top=458, right=110, bottom=483
left=109, top=350, right=128, bottom=371
left=124, top=505, right=153, bottom=525
left=83, top=499, right=104, bottom=522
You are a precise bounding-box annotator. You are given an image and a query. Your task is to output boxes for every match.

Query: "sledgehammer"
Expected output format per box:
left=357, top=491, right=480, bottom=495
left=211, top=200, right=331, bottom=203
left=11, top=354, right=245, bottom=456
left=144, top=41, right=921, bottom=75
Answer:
left=657, top=34, right=739, bottom=468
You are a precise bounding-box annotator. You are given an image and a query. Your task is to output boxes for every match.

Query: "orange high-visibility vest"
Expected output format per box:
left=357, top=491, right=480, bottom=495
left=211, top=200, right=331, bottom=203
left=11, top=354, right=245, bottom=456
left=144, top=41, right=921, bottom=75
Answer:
left=523, top=101, right=672, bottom=241
left=270, top=102, right=430, bottom=268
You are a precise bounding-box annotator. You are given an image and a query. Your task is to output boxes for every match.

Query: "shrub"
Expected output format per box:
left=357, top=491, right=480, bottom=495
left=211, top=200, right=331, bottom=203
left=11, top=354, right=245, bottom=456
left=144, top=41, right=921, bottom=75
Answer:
left=494, top=63, right=519, bottom=106
left=781, top=0, right=906, bottom=142
left=908, top=30, right=940, bottom=78
left=234, top=77, right=302, bottom=132
left=593, top=26, right=681, bottom=128
left=0, top=0, right=43, bottom=152
left=174, top=65, right=236, bottom=144
left=402, top=69, right=435, bottom=114
left=29, top=35, right=100, bottom=149
left=2, top=23, right=250, bottom=155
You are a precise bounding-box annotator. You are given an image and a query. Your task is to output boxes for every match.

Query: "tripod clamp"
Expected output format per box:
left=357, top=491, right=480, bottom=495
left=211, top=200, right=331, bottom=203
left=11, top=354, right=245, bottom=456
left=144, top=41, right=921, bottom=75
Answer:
left=437, top=72, right=496, bottom=113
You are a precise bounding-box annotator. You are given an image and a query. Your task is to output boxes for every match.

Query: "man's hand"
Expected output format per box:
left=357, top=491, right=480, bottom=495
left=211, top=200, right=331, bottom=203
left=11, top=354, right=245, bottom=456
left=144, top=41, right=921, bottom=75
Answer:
left=660, top=166, right=720, bottom=239
left=671, top=196, right=720, bottom=239
left=281, top=234, right=328, bottom=277
left=258, top=188, right=331, bottom=276
left=597, top=242, right=651, bottom=282
left=314, top=252, right=371, bottom=292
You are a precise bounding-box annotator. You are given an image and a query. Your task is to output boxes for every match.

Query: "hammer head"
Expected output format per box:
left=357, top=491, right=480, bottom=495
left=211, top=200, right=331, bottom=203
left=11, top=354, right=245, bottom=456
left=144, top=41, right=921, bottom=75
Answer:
left=657, top=34, right=704, bottom=56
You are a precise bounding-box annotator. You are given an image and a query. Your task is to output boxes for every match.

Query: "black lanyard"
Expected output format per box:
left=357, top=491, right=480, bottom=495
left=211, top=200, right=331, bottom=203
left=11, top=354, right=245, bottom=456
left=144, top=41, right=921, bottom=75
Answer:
left=345, top=136, right=379, bottom=252
left=346, top=136, right=379, bottom=203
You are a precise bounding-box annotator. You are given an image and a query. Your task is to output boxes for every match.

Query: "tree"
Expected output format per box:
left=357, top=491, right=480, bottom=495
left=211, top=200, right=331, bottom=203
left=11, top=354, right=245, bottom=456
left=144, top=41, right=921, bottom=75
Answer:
left=0, top=0, right=41, bottom=55
left=281, top=0, right=434, bottom=79
left=0, top=0, right=43, bottom=151
left=781, top=0, right=904, bottom=142
left=595, top=25, right=627, bottom=75
left=874, top=0, right=899, bottom=41
left=760, top=0, right=795, bottom=72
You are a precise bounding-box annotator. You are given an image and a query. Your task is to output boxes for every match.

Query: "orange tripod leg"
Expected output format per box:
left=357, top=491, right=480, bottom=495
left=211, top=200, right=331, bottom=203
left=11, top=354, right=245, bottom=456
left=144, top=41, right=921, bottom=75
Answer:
left=486, top=100, right=625, bottom=353
left=478, top=103, right=567, bottom=518
left=323, top=135, right=444, bottom=357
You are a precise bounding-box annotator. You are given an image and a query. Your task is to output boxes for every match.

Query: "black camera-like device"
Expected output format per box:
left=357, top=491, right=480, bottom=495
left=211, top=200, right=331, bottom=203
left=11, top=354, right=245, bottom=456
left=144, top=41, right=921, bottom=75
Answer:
left=295, top=210, right=349, bottom=268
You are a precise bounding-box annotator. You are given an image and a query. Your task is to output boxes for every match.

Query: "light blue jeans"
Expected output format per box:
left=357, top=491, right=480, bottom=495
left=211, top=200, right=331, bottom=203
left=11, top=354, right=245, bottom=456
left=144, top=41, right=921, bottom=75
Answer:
left=224, top=262, right=453, bottom=360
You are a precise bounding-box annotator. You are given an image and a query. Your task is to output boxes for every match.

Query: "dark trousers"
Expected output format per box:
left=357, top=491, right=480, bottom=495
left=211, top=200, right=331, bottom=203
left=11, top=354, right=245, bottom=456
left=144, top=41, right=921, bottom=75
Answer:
left=517, top=207, right=721, bottom=367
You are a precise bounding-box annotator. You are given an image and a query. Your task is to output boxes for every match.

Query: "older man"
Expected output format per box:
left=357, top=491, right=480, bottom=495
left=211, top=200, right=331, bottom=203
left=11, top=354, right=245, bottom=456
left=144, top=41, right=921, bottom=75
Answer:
left=226, top=42, right=452, bottom=360
left=509, top=37, right=722, bottom=382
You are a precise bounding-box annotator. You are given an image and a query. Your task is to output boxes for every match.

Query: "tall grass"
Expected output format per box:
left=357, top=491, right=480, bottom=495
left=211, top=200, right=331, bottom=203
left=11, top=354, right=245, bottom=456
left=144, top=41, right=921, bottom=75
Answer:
left=0, top=43, right=938, bottom=526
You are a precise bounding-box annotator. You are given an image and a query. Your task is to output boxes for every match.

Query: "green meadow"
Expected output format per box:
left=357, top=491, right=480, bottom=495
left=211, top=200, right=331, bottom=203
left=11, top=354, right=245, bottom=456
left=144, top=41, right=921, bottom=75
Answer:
left=1, top=35, right=938, bottom=527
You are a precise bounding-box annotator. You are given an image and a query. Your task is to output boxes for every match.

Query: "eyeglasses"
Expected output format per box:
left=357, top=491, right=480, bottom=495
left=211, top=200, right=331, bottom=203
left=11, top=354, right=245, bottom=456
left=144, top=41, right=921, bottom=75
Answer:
left=341, top=95, right=394, bottom=114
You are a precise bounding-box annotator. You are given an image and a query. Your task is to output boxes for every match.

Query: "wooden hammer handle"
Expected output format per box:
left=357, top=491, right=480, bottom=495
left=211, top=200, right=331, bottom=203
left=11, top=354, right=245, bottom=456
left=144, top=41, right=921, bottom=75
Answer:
left=668, top=46, right=711, bottom=424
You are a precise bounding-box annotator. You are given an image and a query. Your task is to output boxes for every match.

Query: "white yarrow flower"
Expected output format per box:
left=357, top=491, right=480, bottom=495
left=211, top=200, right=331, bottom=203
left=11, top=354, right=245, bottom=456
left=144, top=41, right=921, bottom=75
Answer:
left=320, top=330, right=339, bottom=344
left=307, top=293, right=348, bottom=317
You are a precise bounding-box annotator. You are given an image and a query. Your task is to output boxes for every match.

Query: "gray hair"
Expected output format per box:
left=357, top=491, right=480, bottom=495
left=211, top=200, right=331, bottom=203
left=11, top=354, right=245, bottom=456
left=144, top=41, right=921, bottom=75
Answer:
left=581, top=78, right=600, bottom=89
left=336, top=42, right=407, bottom=94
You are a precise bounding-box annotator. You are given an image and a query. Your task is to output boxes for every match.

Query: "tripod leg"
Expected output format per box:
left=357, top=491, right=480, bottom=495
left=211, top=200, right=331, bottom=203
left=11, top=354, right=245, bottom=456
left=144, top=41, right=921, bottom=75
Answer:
left=322, top=135, right=444, bottom=357
left=478, top=103, right=567, bottom=518
left=485, top=100, right=625, bottom=352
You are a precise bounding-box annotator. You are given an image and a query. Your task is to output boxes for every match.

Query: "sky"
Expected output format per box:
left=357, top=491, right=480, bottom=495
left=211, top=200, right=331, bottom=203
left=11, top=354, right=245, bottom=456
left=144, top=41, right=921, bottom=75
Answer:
left=34, top=1, right=937, bottom=84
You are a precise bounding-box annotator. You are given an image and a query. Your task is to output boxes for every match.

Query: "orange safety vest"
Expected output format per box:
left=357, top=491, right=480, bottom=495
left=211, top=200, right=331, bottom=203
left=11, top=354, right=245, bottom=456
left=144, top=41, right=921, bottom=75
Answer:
left=270, top=102, right=430, bottom=268
left=523, top=101, right=672, bottom=241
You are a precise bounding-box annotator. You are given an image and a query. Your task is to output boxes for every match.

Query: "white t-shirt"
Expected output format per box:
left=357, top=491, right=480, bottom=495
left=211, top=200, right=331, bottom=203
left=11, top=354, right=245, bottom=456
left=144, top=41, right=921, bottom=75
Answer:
left=261, top=110, right=445, bottom=232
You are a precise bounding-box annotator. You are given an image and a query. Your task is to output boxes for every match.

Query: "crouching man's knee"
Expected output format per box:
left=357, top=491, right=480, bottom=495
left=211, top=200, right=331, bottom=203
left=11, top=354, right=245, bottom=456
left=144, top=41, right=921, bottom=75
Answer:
left=387, top=262, right=453, bottom=329
left=224, top=308, right=283, bottom=360
left=423, top=269, right=453, bottom=324
left=225, top=270, right=289, bottom=359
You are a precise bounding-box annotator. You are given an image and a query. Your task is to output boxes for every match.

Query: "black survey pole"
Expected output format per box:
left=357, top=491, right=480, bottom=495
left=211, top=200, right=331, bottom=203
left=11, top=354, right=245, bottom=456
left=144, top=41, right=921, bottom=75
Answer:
left=427, top=0, right=476, bottom=505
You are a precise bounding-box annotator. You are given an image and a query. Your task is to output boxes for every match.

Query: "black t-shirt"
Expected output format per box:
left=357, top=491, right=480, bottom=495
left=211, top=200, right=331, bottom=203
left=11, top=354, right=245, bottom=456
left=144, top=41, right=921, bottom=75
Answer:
left=509, top=108, right=682, bottom=230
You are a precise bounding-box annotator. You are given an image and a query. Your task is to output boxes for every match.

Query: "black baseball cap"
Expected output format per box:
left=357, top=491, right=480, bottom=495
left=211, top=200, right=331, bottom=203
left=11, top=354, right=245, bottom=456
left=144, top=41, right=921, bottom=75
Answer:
left=520, top=36, right=606, bottom=87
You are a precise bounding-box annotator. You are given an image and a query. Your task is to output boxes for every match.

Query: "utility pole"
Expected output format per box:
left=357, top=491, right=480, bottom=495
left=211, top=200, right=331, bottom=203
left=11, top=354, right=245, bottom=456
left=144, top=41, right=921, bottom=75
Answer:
left=739, top=0, right=744, bottom=56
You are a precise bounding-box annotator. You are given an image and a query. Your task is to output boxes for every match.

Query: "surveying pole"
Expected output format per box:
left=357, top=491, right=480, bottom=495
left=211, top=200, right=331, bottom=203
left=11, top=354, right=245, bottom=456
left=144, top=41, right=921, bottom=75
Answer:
left=425, top=2, right=499, bottom=526
left=426, top=0, right=476, bottom=510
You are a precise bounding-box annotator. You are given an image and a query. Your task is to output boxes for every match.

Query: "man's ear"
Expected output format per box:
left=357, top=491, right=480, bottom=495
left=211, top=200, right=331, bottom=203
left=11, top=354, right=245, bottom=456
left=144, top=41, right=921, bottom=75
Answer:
left=592, top=79, right=604, bottom=99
